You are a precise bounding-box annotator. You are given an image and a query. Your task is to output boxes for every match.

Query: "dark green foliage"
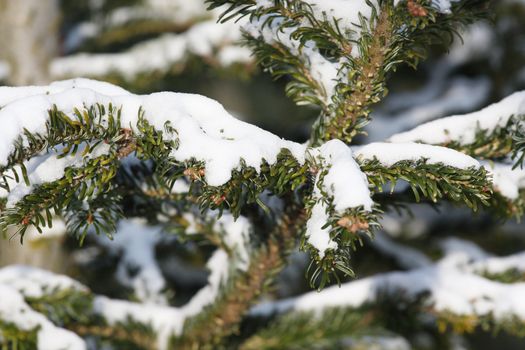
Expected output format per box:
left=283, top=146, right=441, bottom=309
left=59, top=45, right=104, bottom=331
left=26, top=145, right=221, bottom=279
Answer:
left=0, top=322, right=38, bottom=350
left=361, top=158, right=492, bottom=210
left=240, top=307, right=378, bottom=350
left=3, top=1, right=521, bottom=349
left=480, top=268, right=525, bottom=284
left=207, top=0, right=488, bottom=145
left=26, top=288, right=94, bottom=328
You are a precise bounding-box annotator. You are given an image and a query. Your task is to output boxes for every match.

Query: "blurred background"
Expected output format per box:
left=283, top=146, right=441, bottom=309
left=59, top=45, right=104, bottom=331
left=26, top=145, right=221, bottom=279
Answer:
left=0, top=0, right=525, bottom=349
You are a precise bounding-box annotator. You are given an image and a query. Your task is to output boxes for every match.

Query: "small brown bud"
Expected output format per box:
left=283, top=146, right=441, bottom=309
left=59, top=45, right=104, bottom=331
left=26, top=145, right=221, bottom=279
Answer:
left=211, top=194, right=226, bottom=206
left=337, top=216, right=369, bottom=233
left=407, top=0, right=428, bottom=17
left=21, top=216, right=31, bottom=226
left=183, top=167, right=205, bottom=181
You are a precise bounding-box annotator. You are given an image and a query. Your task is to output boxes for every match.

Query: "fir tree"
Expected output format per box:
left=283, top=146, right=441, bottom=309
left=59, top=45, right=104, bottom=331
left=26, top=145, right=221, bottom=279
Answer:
left=1, top=1, right=525, bottom=350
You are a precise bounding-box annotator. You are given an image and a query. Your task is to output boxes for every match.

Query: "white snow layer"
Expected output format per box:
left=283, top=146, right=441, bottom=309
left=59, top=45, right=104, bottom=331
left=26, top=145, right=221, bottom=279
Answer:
left=355, top=142, right=480, bottom=169
left=95, top=249, right=230, bottom=350
left=52, top=18, right=252, bottom=80
left=315, top=140, right=374, bottom=212
left=0, top=266, right=87, bottom=350
left=304, top=0, right=375, bottom=33
left=483, top=161, right=525, bottom=200
left=244, top=13, right=341, bottom=101
left=0, top=243, right=236, bottom=350
left=305, top=140, right=374, bottom=257
left=251, top=238, right=525, bottom=323
left=0, top=78, right=306, bottom=192
left=390, top=91, right=525, bottom=145
left=95, top=219, right=168, bottom=304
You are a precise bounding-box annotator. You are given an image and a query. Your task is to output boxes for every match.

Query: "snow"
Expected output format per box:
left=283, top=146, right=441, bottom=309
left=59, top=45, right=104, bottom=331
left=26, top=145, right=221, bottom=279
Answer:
left=0, top=265, right=86, bottom=298
left=0, top=266, right=87, bottom=349
left=3, top=142, right=111, bottom=208
left=389, top=91, right=525, bottom=145
left=483, top=161, right=525, bottom=200
left=251, top=238, right=525, bottom=322
left=95, top=219, right=167, bottom=304
left=342, top=335, right=411, bottom=350
left=218, top=46, right=253, bottom=67
left=170, top=178, right=190, bottom=194
left=368, top=23, right=495, bottom=142
left=355, top=142, right=481, bottom=169
left=96, top=249, right=230, bottom=350
left=247, top=0, right=467, bottom=105
left=316, top=140, right=374, bottom=211
left=305, top=197, right=338, bottom=258
left=369, top=76, right=491, bottom=142
left=431, top=0, right=460, bottom=13
left=0, top=79, right=306, bottom=197
left=305, top=140, right=373, bottom=257
left=0, top=245, right=234, bottom=350
left=109, top=0, right=208, bottom=27
left=52, top=18, right=249, bottom=80
left=88, top=212, right=252, bottom=348
left=93, top=296, right=183, bottom=349
left=470, top=252, right=525, bottom=275
left=0, top=285, right=86, bottom=350
left=0, top=78, right=129, bottom=107
left=304, top=0, right=375, bottom=33
left=214, top=214, right=252, bottom=271
left=244, top=14, right=341, bottom=101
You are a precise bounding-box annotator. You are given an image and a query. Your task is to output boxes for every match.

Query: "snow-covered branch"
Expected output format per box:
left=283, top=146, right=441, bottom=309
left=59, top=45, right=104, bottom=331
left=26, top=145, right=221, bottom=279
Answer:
left=52, top=19, right=252, bottom=81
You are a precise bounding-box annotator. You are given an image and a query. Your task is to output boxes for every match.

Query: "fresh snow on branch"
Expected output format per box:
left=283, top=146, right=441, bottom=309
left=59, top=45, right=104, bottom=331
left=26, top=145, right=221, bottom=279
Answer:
left=0, top=285, right=86, bottom=350
left=389, top=91, right=525, bottom=145
left=367, top=23, right=495, bottom=142
left=0, top=78, right=306, bottom=187
left=313, top=140, right=374, bottom=212
left=52, top=19, right=251, bottom=80
left=95, top=249, right=230, bottom=350
left=95, top=219, right=169, bottom=304
left=0, top=265, right=87, bottom=298
left=0, top=208, right=251, bottom=350
left=2, top=143, right=111, bottom=208
left=251, top=238, right=525, bottom=323
left=305, top=140, right=374, bottom=257
left=0, top=266, right=87, bottom=350
left=63, top=0, right=210, bottom=53
left=483, top=161, right=525, bottom=200
left=244, top=11, right=341, bottom=102
left=355, top=142, right=480, bottom=169
left=369, top=76, right=491, bottom=142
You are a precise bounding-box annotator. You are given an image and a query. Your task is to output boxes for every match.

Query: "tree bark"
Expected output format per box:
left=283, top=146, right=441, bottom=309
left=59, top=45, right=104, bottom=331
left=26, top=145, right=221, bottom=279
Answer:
left=0, top=0, right=60, bottom=85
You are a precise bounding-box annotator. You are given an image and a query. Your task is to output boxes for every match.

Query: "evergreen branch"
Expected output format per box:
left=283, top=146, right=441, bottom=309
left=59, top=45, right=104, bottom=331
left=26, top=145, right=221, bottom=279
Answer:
left=239, top=306, right=377, bottom=350
left=172, top=204, right=306, bottom=349
left=0, top=92, right=309, bottom=240
left=209, top=0, right=489, bottom=145
left=313, top=6, right=393, bottom=145
left=30, top=290, right=156, bottom=349
left=389, top=93, right=525, bottom=167
left=0, top=322, right=38, bottom=350
left=361, top=158, right=492, bottom=211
